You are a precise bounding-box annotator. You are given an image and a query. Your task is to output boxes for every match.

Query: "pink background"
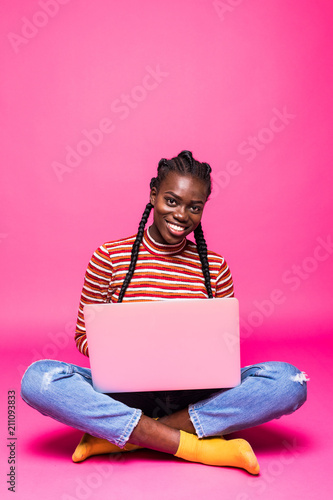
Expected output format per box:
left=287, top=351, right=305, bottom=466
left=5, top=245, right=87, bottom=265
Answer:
left=1, top=0, right=332, bottom=339
left=1, top=1, right=333, bottom=499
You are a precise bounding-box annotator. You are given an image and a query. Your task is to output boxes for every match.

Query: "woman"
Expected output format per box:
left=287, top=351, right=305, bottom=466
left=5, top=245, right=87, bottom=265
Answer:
left=21, top=151, right=308, bottom=475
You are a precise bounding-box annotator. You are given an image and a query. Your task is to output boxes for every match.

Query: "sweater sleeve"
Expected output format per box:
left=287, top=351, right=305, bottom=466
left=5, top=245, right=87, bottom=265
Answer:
left=215, top=258, right=234, bottom=298
left=75, top=244, right=114, bottom=357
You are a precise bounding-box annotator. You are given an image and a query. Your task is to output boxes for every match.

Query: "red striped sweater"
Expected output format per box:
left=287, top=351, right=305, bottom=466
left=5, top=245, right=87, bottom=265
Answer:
left=75, top=227, right=234, bottom=356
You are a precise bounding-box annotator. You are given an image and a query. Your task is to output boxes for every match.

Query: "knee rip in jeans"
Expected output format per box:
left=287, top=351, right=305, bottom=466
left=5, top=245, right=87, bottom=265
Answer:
left=291, top=371, right=310, bottom=385
left=41, top=366, right=67, bottom=391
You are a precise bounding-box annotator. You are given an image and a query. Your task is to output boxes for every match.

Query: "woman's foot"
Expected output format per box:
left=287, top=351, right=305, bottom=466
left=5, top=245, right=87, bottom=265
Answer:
left=175, top=430, right=260, bottom=475
left=72, top=433, right=142, bottom=463
left=128, top=416, right=259, bottom=474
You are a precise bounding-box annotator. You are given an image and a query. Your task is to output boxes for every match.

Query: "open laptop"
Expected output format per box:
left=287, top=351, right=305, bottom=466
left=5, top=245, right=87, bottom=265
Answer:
left=84, top=298, right=241, bottom=393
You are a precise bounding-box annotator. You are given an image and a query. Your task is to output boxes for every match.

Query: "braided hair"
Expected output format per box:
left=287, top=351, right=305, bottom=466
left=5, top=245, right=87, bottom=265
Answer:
left=117, top=150, right=214, bottom=302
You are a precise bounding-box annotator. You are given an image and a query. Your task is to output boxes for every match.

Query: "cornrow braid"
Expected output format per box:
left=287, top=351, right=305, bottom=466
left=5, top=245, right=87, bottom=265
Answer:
left=117, top=202, right=153, bottom=302
left=194, top=223, right=214, bottom=299
left=153, top=150, right=212, bottom=197
left=118, top=151, right=214, bottom=301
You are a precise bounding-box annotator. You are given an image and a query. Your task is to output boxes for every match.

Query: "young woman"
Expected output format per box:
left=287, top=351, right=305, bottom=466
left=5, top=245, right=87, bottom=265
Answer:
left=21, top=151, right=308, bottom=475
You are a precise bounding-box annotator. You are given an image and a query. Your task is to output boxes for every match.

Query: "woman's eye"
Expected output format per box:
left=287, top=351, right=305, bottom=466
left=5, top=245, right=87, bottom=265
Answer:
left=166, top=198, right=176, bottom=205
left=191, top=206, right=201, bottom=213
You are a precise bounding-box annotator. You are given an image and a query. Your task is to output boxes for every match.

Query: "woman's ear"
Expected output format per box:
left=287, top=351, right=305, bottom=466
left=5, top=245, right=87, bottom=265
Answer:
left=150, top=187, right=157, bottom=206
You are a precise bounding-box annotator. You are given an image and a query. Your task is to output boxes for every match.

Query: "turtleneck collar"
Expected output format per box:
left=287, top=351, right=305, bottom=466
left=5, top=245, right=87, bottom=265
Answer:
left=142, top=226, right=187, bottom=256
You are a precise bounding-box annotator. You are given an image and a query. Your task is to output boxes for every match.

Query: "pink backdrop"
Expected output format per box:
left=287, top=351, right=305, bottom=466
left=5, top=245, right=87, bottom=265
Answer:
left=1, top=2, right=333, bottom=499
left=2, top=1, right=332, bottom=345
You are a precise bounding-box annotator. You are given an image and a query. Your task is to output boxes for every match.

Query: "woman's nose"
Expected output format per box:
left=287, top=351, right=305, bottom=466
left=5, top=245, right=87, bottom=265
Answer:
left=174, top=206, right=188, bottom=221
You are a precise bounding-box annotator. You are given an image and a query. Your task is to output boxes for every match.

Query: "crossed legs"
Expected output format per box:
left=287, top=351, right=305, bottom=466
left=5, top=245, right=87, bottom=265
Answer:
left=21, top=359, right=307, bottom=475
left=73, top=409, right=260, bottom=474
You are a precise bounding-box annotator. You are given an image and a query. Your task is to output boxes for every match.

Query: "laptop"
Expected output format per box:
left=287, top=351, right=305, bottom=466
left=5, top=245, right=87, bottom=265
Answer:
left=84, top=298, right=241, bottom=393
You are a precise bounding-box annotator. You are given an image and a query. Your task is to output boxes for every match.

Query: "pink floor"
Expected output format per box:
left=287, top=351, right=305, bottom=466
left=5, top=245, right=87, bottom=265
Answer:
left=2, top=329, right=332, bottom=500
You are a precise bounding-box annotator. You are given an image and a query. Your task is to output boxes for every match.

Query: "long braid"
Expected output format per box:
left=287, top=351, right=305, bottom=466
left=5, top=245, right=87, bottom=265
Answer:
left=117, top=202, right=153, bottom=302
left=194, top=223, right=214, bottom=299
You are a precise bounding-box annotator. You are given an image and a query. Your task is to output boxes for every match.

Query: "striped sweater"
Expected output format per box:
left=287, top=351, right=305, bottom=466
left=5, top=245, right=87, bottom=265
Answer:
left=75, top=227, right=234, bottom=356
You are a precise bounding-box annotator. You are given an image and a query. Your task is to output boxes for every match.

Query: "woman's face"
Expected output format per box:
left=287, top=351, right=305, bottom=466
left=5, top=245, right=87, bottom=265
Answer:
left=149, top=171, right=209, bottom=245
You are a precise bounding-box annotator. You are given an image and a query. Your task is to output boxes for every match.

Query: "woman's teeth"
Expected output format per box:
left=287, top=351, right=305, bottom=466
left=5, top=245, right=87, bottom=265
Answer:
left=167, top=222, right=186, bottom=232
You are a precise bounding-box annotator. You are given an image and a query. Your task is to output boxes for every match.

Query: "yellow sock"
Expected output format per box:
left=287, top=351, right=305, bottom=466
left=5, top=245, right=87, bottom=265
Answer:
left=72, top=433, right=142, bottom=463
left=174, top=430, right=260, bottom=475
left=72, top=418, right=160, bottom=463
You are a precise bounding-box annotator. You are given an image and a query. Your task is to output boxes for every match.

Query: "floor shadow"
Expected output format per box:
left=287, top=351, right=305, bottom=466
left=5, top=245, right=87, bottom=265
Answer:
left=230, top=422, right=313, bottom=454
left=25, top=427, right=85, bottom=459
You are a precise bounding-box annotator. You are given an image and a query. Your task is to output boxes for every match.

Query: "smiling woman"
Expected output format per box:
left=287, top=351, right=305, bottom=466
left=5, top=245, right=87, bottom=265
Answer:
left=20, top=150, right=307, bottom=475
left=115, top=151, right=216, bottom=304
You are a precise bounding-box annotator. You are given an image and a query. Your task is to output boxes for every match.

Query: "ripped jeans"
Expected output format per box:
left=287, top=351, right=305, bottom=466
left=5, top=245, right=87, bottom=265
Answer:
left=21, top=360, right=308, bottom=448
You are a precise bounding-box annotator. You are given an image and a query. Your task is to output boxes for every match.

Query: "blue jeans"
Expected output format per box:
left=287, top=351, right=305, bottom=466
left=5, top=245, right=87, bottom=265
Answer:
left=21, top=360, right=307, bottom=448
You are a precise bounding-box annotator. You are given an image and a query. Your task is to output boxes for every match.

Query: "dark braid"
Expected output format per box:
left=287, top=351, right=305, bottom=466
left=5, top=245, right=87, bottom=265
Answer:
left=152, top=150, right=212, bottom=197
left=117, top=202, right=153, bottom=302
left=194, top=223, right=213, bottom=298
left=117, top=151, right=214, bottom=301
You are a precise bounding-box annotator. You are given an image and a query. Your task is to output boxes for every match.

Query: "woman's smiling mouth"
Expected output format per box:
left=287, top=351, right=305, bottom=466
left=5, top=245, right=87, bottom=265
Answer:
left=166, top=221, right=188, bottom=235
